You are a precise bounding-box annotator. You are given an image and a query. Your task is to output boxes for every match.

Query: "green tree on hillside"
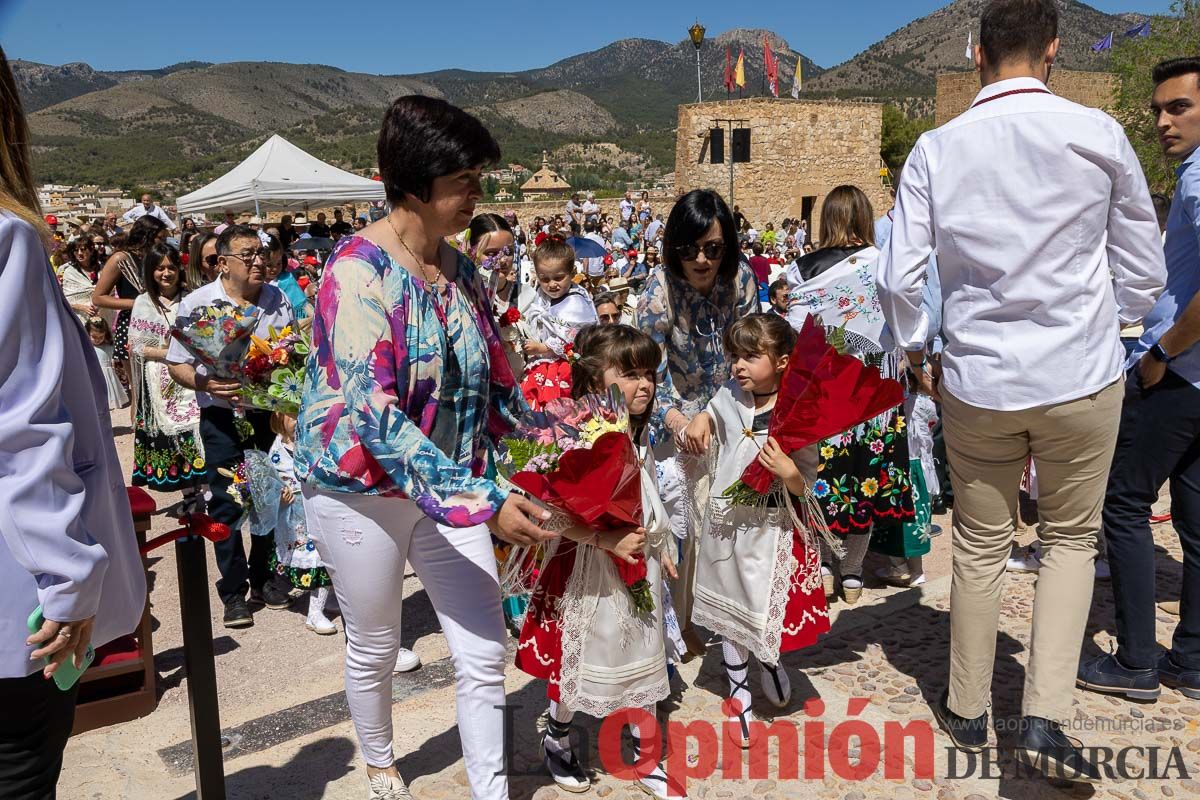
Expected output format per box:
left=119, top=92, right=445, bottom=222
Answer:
left=880, top=104, right=935, bottom=172
left=1111, top=0, right=1200, bottom=194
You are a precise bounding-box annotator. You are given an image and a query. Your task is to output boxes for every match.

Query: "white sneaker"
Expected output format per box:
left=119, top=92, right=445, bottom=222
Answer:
left=1006, top=547, right=1041, bottom=573
left=305, top=611, right=337, bottom=636
left=367, top=772, right=412, bottom=800
left=393, top=647, right=421, bottom=673
left=760, top=663, right=792, bottom=708
left=1095, top=559, right=1111, bottom=581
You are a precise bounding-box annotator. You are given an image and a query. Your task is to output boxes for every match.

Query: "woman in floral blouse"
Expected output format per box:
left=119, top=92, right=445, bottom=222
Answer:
left=295, top=95, right=555, bottom=800
left=637, top=188, right=758, bottom=658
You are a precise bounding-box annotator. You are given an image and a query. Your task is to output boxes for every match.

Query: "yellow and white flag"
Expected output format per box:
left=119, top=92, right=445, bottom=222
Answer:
left=735, top=49, right=746, bottom=89
left=791, top=57, right=802, bottom=98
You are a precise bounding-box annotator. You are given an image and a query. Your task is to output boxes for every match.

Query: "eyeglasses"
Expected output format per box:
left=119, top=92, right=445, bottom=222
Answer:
left=598, top=312, right=621, bottom=323
left=225, top=248, right=268, bottom=263
left=674, top=241, right=726, bottom=261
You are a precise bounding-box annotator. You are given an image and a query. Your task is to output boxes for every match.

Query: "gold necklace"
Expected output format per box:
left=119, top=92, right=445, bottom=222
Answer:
left=387, top=214, right=444, bottom=286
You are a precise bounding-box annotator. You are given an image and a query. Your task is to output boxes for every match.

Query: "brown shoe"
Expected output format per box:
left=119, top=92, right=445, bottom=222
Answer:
left=680, top=629, right=707, bottom=663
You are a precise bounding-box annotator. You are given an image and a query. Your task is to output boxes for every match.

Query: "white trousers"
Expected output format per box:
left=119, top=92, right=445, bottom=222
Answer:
left=303, top=489, right=509, bottom=800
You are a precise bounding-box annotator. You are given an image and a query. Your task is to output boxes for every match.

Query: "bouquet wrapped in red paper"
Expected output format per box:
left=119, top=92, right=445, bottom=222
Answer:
left=498, top=387, right=652, bottom=612
left=724, top=313, right=906, bottom=504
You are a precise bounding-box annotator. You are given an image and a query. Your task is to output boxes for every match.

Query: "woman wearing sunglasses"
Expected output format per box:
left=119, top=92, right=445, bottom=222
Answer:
left=59, top=236, right=102, bottom=325
left=637, top=188, right=758, bottom=660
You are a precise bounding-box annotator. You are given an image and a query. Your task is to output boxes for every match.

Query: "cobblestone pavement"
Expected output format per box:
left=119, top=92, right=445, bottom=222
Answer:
left=60, top=431, right=1194, bottom=799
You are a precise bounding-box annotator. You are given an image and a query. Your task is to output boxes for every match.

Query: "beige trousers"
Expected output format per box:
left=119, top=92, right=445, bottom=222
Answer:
left=941, top=379, right=1122, bottom=723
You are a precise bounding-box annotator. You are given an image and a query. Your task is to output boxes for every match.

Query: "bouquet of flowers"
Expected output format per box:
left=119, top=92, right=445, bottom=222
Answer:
left=724, top=313, right=906, bottom=505
left=170, top=301, right=309, bottom=414
left=170, top=300, right=260, bottom=377
left=499, top=387, right=653, bottom=613
left=238, top=326, right=309, bottom=414
left=217, top=451, right=290, bottom=538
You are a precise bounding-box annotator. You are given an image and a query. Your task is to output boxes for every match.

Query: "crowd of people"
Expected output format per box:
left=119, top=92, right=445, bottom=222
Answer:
left=3, top=1, right=1200, bottom=798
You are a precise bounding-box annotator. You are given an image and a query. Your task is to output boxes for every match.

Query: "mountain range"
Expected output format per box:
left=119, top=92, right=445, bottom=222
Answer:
left=17, top=0, right=1149, bottom=195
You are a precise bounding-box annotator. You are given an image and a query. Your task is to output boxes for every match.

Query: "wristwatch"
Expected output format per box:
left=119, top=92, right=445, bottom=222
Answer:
left=1150, top=342, right=1176, bottom=364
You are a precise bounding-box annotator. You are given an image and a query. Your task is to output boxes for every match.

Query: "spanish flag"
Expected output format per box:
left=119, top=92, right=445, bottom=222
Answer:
left=735, top=49, right=746, bottom=89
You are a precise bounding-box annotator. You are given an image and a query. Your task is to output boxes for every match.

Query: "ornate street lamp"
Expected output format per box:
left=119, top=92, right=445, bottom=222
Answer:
left=689, top=22, right=706, bottom=103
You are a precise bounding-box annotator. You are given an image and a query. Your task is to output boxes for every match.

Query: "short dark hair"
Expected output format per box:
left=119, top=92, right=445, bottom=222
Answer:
left=377, top=95, right=500, bottom=205
left=661, top=189, right=739, bottom=283
left=980, top=0, right=1057, bottom=67
left=593, top=291, right=618, bottom=310
left=1153, top=57, right=1200, bottom=86
left=769, top=278, right=788, bottom=296
left=533, top=238, right=576, bottom=273
left=751, top=242, right=764, bottom=255
left=724, top=313, right=797, bottom=362
left=217, top=224, right=260, bottom=255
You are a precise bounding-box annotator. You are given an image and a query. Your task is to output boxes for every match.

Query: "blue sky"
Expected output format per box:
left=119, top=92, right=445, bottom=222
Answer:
left=0, top=0, right=1176, bottom=74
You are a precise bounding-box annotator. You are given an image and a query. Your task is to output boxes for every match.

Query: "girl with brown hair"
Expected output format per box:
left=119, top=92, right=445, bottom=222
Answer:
left=515, top=323, right=685, bottom=799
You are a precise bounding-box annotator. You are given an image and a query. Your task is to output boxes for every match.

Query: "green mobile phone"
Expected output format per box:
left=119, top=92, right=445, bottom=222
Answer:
left=27, top=606, right=94, bottom=691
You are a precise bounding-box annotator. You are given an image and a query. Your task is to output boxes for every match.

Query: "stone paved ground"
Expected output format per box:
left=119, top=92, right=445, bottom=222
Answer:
left=59, top=425, right=1197, bottom=798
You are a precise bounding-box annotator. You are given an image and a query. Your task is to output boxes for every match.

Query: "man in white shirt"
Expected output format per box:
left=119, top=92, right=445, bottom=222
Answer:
left=877, top=0, right=1165, bottom=782
left=619, top=191, right=634, bottom=224
left=120, top=193, right=176, bottom=230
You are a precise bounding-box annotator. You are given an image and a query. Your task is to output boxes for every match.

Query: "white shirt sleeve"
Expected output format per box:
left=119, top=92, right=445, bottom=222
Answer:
left=878, top=141, right=934, bottom=351
left=1105, top=127, right=1167, bottom=324
left=153, top=206, right=177, bottom=231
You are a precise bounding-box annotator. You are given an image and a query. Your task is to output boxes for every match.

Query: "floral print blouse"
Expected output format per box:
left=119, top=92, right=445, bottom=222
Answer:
left=637, top=263, right=759, bottom=431
left=295, top=236, right=527, bottom=527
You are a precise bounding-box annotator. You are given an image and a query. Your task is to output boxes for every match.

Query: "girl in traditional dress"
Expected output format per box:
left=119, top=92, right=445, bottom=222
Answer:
left=514, top=324, right=685, bottom=799
left=519, top=238, right=597, bottom=410
left=256, top=412, right=336, bottom=634
left=85, top=316, right=129, bottom=411
left=681, top=313, right=830, bottom=748
left=128, top=243, right=206, bottom=500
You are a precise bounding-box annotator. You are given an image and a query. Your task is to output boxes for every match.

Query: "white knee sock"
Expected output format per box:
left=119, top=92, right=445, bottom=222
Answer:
left=545, top=700, right=575, bottom=753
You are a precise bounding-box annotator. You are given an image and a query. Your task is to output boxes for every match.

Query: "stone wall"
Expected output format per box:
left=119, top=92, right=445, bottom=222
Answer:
left=475, top=194, right=677, bottom=223
left=935, top=69, right=1119, bottom=126
left=674, top=98, right=892, bottom=237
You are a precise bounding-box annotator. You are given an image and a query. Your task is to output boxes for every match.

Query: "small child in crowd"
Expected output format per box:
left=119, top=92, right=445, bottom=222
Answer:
left=519, top=238, right=597, bottom=410
left=86, top=316, right=129, bottom=411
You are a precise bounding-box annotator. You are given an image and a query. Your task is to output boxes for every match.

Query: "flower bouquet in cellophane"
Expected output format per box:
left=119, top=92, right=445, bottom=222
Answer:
left=169, top=300, right=260, bottom=377
left=497, top=386, right=653, bottom=613
left=169, top=300, right=309, bottom=414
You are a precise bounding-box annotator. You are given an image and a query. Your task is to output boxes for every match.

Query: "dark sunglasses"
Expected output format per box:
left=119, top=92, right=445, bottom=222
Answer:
left=674, top=241, right=726, bottom=261
left=204, top=254, right=219, bottom=267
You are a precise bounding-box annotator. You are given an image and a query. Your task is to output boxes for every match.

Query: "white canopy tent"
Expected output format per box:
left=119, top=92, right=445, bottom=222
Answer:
left=175, top=134, right=385, bottom=215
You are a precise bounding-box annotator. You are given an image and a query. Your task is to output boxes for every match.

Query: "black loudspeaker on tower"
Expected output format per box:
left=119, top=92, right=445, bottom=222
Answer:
left=732, top=128, right=751, bottom=163
left=709, top=128, right=725, bottom=164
